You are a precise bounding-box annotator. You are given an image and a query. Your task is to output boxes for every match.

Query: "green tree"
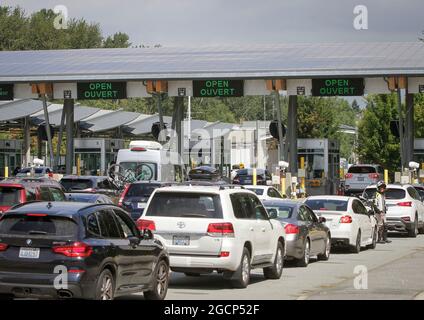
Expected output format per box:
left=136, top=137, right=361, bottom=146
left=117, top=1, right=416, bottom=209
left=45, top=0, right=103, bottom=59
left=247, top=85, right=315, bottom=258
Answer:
left=103, top=32, right=131, bottom=48
left=357, top=94, right=400, bottom=172
left=414, top=94, right=424, bottom=138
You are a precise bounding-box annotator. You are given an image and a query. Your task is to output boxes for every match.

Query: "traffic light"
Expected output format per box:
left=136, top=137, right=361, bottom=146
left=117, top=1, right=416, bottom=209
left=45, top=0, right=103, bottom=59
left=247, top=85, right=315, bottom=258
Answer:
left=269, top=120, right=286, bottom=141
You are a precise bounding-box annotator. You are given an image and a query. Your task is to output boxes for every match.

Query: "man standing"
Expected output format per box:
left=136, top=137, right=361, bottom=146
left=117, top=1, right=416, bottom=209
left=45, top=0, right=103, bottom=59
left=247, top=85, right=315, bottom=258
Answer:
left=374, top=180, right=392, bottom=244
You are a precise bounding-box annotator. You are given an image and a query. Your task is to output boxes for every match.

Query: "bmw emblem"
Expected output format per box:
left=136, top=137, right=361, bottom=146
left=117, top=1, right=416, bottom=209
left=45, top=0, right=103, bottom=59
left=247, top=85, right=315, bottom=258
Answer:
left=177, top=222, right=186, bottom=229
left=26, top=239, right=32, bottom=246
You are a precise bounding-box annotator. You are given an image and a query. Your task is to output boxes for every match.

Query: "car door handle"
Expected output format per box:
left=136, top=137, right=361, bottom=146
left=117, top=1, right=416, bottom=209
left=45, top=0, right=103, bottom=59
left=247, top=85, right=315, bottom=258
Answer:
left=249, top=227, right=254, bottom=232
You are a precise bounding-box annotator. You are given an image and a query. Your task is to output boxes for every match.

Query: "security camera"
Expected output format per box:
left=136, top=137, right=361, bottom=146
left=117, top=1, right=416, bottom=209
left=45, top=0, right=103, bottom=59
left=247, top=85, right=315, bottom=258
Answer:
left=409, top=161, right=420, bottom=170
left=279, top=161, right=289, bottom=169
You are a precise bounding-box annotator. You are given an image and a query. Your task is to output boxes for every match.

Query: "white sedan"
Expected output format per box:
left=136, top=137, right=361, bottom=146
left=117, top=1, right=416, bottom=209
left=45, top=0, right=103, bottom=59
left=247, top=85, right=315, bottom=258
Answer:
left=304, top=196, right=377, bottom=253
left=244, top=185, right=283, bottom=201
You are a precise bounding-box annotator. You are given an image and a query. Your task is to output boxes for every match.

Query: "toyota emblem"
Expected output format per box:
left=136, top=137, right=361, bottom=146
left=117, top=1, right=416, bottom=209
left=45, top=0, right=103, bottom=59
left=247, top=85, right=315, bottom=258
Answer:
left=26, top=239, right=32, bottom=246
left=177, top=222, right=186, bottom=229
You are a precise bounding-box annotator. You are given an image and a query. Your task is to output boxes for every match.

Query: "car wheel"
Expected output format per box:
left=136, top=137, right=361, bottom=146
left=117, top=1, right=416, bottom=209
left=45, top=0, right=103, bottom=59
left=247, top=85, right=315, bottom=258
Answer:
left=95, top=269, right=115, bottom=300
left=350, top=230, right=361, bottom=254
left=296, top=238, right=310, bottom=267
left=263, top=241, right=284, bottom=279
left=408, top=216, right=418, bottom=238
left=144, top=259, right=170, bottom=300
left=230, top=247, right=251, bottom=288
left=367, top=228, right=377, bottom=249
left=318, top=235, right=331, bottom=261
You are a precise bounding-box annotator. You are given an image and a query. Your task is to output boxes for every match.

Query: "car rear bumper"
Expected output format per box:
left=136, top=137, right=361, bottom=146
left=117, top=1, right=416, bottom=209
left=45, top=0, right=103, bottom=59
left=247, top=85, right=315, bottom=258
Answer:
left=0, top=271, right=95, bottom=299
left=386, top=218, right=413, bottom=232
left=169, top=254, right=240, bottom=272
left=331, top=238, right=350, bottom=246
left=284, top=235, right=305, bottom=259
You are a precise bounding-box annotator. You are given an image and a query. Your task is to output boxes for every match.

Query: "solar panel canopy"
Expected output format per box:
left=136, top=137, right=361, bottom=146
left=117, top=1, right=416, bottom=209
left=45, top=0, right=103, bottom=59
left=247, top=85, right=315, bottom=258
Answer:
left=0, top=42, right=423, bottom=82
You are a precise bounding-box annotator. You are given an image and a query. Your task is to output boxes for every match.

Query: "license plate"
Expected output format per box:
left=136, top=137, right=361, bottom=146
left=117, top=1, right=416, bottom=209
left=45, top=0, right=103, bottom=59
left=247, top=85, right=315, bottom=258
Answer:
left=19, top=247, right=40, bottom=259
left=173, top=235, right=190, bottom=246
left=245, top=180, right=252, bottom=184
left=357, top=177, right=365, bottom=181
left=137, top=202, right=146, bottom=209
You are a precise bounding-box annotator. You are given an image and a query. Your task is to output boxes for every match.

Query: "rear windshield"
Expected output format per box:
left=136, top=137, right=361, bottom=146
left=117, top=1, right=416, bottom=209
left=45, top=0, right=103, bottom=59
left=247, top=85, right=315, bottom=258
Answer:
left=18, top=168, right=46, bottom=174
left=127, top=184, right=161, bottom=197
left=0, top=187, right=21, bottom=206
left=237, top=169, right=265, bottom=176
left=246, top=188, right=264, bottom=196
left=363, top=188, right=406, bottom=200
left=61, top=179, right=94, bottom=191
left=348, top=166, right=376, bottom=174
left=305, top=199, right=348, bottom=211
left=0, top=215, right=78, bottom=238
left=264, top=205, right=294, bottom=219
left=145, top=192, right=223, bottom=218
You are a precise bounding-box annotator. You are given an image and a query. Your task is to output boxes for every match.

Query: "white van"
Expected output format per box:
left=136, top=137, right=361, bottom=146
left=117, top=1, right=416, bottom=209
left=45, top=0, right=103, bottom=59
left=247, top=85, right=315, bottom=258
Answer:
left=116, top=141, right=186, bottom=182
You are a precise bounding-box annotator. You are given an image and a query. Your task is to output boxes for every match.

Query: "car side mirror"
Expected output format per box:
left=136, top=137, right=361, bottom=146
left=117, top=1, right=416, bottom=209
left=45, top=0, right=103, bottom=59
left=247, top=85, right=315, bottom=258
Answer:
left=318, top=216, right=326, bottom=223
left=268, top=209, right=278, bottom=220
left=128, top=236, right=141, bottom=248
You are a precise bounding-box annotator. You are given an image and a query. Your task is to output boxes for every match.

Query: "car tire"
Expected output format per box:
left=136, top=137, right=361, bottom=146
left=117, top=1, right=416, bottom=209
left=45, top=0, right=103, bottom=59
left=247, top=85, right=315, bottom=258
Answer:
left=144, top=259, right=170, bottom=300
left=95, top=269, right=115, bottom=300
left=408, top=216, right=418, bottom=238
left=184, top=272, right=201, bottom=277
left=367, top=228, right=377, bottom=249
left=0, top=294, right=13, bottom=300
left=230, top=247, right=251, bottom=289
left=318, top=235, right=331, bottom=261
left=296, top=238, right=311, bottom=267
left=350, top=230, right=361, bottom=254
left=263, top=241, right=284, bottom=279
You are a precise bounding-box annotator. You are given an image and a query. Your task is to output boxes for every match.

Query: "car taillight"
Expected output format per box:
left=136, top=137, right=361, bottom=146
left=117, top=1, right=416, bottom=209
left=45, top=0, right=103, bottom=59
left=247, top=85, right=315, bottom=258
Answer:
left=207, top=223, right=235, bottom=237
left=0, top=243, right=8, bottom=251
left=345, top=173, right=353, bottom=179
left=118, top=184, right=130, bottom=206
left=340, top=215, right=353, bottom=223
left=137, top=219, right=156, bottom=231
left=397, top=202, right=412, bottom=207
left=220, top=251, right=230, bottom=257
left=48, top=172, right=53, bottom=178
left=52, top=242, right=92, bottom=258
left=368, top=173, right=379, bottom=179
left=401, top=216, right=411, bottom=222
left=284, top=224, right=299, bottom=234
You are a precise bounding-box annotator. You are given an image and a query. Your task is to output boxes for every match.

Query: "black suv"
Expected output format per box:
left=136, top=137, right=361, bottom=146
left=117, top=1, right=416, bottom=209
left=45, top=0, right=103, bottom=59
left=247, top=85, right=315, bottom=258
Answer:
left=0, top=202, right=170, bottom=300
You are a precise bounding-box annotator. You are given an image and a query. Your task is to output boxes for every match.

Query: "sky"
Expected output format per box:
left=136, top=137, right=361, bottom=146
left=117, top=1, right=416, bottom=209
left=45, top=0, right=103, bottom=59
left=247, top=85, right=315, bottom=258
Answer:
left=2, top=0, right=424, bottom=46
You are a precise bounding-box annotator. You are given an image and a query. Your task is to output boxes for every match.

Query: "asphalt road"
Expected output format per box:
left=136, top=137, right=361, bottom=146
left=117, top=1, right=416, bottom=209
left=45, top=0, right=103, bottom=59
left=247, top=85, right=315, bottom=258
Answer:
left=123, top=232, right=424, bottom=300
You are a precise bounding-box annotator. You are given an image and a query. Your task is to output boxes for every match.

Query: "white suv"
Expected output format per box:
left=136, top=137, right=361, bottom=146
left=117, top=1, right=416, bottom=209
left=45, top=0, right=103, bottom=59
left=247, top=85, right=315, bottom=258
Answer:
left=137, top=185, right=286, bottom=288
left=363, top=184, right=424, bottom=237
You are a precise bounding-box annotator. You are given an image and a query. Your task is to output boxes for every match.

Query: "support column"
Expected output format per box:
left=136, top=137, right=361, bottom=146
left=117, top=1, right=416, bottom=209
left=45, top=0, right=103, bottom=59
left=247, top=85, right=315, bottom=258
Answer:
left=23, top=117, right=31, bottom=167
left=397, top=89, right=405, bottom=170
left=157, top=93, right=166, bottom=142
left=273, top=92, right=285, bottom=162
left=64, top=99, right=74, bottom=175
left=55, top=105, right=66, bottom=170
left=405, top=92, right=414, bottom=164
left=41, top=95, right=54, bottom=167
left=288, top=95, right=298, bottom=175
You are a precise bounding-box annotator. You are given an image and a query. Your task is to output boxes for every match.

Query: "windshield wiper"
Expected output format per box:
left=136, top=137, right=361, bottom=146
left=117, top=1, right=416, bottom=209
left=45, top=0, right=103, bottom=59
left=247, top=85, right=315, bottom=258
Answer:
left=28, top=230, right=48, bottom=235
